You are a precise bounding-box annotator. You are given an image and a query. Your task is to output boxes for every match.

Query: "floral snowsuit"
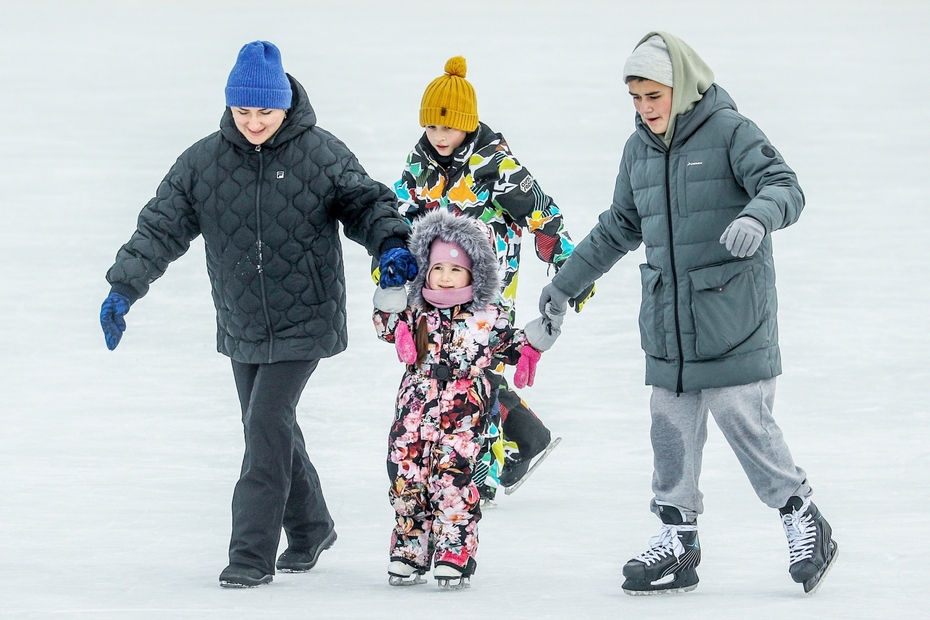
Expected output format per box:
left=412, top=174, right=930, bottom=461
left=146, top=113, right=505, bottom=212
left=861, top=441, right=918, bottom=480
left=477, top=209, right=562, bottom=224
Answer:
left=374, top=303, right=526, bottom=572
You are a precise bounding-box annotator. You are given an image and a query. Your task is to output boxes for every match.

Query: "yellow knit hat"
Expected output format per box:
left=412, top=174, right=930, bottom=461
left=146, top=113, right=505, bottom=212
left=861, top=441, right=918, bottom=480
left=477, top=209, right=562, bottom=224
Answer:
left=419, top=56, right=479, bottom=132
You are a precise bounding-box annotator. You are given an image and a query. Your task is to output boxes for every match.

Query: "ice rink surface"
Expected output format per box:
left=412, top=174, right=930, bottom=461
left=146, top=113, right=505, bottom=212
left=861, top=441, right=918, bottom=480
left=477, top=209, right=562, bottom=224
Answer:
left=1, top=1, right=928, bottom=618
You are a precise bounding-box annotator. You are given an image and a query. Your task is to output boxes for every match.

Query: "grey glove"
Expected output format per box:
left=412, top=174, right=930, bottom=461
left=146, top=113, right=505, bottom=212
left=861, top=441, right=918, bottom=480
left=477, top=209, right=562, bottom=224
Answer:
left=720, top=217, right=766, bottom=258
left=373, top=286, right=407, bottom=313
left=523, top=302, right=566, bottom=352
left=538, top=282, right=571, bottom=321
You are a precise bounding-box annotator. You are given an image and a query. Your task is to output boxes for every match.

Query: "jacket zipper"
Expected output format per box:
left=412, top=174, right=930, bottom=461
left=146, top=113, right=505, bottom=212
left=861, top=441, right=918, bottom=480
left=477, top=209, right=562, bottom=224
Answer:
left=664, top=149, right=685, bottom=394
left=254, top=144, right=275, bottom=363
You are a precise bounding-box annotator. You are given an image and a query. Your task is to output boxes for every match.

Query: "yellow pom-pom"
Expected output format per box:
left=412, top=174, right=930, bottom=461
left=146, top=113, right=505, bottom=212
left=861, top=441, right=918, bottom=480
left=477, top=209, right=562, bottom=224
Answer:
left=444, top=56, right=467, bottom=78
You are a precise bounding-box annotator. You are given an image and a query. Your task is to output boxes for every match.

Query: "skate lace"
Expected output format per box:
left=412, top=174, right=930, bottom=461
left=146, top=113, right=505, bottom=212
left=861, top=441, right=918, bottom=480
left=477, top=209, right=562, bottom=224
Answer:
left=782, top=498, right=816, bottom=565
left=634, top=523, right=698, bottom=566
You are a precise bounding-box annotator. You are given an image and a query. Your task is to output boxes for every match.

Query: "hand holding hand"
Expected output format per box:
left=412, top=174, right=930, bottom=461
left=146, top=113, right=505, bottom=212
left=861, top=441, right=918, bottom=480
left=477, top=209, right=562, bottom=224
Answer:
left=514, top=345, right=541, bottom=388
left=720, top=217, right=766, bottom=258
left=379, top=247, right=419, bottom=288
left=523, top=294, right=565, bottom=352
left=538, top=282, right=570, bottom=320
left=522, top=316, right=561, bottom=352
left=100, top=292, right=131, bottom=350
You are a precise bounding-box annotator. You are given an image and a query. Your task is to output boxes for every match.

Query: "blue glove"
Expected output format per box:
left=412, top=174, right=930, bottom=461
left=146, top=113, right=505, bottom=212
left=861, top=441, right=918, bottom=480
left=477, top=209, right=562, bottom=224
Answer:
left=378, top=247, right=418, bottom=289
left=720, top=217, right=766, bottom=258
left=100, top=292, right=131, bottom=350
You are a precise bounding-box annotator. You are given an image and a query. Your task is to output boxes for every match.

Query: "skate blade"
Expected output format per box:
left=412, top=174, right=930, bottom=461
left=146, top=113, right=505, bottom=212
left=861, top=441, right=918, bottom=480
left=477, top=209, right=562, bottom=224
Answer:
left=503, top=437, right=561, bottom=495
left=388, top=574, right=427, bottom=586
left=804, top=541, right=838, bottom=595
left=622, top=582, right=698, bottom=596
left=436, top=576, right=470, bottom=590
left=622, top=571, right=698, bottom=596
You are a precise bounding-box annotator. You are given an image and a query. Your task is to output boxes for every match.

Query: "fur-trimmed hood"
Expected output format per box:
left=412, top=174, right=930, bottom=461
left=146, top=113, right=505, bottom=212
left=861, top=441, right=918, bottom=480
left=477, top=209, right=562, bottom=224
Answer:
left=407, top=209, right=500, bottom=309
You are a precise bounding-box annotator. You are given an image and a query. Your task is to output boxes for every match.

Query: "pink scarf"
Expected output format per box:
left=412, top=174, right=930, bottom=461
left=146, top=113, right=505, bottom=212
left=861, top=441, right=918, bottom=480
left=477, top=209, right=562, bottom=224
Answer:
left=421, top=285, right=473, bottom=309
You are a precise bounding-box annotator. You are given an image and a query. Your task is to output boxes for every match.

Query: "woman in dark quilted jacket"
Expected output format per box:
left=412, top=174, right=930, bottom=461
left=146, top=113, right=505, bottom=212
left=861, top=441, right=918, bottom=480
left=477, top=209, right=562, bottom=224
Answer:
left=99, top=41, right=415, bottom=588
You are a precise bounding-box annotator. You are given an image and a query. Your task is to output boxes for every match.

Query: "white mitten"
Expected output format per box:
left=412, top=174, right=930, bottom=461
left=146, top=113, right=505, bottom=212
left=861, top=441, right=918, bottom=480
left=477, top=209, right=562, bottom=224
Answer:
left=373, top=286, right=408, bottom=313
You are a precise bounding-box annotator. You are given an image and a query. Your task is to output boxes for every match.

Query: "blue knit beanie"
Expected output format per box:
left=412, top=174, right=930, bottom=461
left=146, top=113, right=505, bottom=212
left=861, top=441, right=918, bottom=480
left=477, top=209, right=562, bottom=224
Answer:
left=225, top=41, right=292, bottom=110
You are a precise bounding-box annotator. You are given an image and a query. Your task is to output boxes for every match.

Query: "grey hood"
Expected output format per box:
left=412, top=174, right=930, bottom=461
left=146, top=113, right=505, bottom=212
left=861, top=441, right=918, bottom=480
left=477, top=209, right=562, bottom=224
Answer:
left=407, top=209, right=501, bottom=310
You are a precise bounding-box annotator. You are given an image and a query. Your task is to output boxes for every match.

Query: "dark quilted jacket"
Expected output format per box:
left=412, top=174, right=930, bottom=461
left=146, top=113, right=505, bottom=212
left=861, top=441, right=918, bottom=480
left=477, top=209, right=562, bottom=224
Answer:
left=106, top=75, right=410, bottom=363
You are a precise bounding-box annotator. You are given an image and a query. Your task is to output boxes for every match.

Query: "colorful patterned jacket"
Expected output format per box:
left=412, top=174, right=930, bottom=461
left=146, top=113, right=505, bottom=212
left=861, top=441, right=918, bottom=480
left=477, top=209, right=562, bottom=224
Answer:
left=393, top=122, right=573, bottom=322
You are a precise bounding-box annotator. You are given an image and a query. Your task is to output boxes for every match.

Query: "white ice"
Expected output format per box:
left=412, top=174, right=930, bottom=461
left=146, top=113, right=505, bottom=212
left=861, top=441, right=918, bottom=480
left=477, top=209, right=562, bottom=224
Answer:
left=1, top=1, right=928, bottom=618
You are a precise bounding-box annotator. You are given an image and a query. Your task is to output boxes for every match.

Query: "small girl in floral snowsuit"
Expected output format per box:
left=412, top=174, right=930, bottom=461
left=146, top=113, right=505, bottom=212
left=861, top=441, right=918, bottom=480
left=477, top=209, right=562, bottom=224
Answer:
left=373, top=209, right=557, bottom=589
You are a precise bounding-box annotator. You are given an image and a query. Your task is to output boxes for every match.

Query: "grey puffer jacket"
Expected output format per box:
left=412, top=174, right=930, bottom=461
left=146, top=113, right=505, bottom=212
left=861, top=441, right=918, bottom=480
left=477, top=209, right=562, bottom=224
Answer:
left=106, top=75, right=410, bottom=364
left=554, top=83, right=804, bottom=392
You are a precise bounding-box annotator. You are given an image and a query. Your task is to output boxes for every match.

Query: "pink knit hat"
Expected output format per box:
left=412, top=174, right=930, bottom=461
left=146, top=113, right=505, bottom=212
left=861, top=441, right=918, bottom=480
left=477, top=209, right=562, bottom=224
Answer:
left=428, top=239, right=472, bottom=272
left=423, top=238, right=474, bottom=308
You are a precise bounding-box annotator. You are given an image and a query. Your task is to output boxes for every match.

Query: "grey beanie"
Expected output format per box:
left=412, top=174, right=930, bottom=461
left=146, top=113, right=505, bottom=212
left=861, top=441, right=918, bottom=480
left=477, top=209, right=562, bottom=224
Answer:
left=622, top=34, right=673, bottom=87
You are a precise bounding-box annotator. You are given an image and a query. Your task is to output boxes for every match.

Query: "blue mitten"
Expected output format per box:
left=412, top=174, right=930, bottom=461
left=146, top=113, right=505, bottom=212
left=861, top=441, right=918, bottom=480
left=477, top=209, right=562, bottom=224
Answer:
left=379, top=248, right=419, bottom=289
left=720, top=217, right=766, bottom=258
left=100, top=292, right=131, bottom=350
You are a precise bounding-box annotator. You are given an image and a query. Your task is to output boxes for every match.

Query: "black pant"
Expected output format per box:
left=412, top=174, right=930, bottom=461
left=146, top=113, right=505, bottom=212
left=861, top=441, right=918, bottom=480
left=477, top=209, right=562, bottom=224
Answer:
left=229, top=359, right=334, bottom=574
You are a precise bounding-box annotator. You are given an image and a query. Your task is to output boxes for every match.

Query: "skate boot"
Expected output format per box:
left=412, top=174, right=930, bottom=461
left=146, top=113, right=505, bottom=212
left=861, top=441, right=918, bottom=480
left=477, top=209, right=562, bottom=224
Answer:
left=502, top=437, right=562, bottom=495
left=434, top=559, right=475, bottom=591
left=780, top=497, right=838, bottom=594
left=387, top=560, right=427, bottom=586
left=621, top=505, right=700, bottom=595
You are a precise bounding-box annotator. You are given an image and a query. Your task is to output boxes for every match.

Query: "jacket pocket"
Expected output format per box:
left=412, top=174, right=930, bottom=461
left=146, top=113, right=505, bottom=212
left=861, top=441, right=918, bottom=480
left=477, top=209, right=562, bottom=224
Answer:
left=688, top=260, right=759, bottom=359
left=638, top=263, right=666, bottom=359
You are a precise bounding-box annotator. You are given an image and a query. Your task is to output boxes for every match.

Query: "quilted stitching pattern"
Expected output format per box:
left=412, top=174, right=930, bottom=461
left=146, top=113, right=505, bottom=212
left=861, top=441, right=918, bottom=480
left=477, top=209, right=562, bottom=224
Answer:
left=107, top=77, right=409, bottom=363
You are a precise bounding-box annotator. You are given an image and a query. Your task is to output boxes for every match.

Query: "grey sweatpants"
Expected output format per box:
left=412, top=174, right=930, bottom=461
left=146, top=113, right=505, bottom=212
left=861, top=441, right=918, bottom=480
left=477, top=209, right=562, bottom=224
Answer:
left=649, top=378, right=811, bottom=522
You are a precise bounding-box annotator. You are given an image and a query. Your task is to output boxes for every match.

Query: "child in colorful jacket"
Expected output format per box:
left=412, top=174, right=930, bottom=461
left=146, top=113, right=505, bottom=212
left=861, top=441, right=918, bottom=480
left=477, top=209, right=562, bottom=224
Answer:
left=373, top=209, right=558, bottom=589
left=387, top=56, right=592, bottom=498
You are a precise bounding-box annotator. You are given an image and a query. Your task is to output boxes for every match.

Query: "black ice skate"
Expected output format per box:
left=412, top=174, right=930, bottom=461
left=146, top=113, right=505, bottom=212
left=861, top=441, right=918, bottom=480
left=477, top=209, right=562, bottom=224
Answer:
left=434, top=559, right=475, bottom=591
left=502, top=436, right=562, bottom=495
left=387, top=560, right=427, bottom=586
left=780, top=497, right=838, bottom=594
left=621, top=505, right=700, bottom=595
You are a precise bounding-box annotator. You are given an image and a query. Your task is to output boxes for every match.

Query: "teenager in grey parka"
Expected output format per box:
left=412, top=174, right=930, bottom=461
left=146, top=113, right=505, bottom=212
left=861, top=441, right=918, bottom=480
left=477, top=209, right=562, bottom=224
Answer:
left=538, top=31, right=837, bottom=595
left=99, top=41, right=415, bottom=589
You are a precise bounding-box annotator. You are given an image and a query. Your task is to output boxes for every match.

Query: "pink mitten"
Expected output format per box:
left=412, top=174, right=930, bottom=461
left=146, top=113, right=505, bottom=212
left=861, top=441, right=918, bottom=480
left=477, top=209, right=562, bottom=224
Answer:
left=394, top=320, right=417, bottom=365
left=514, top=346, right=541, bottom=388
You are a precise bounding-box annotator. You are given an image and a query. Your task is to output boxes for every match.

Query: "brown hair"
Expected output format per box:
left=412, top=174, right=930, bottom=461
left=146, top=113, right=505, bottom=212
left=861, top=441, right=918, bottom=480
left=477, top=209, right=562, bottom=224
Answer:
left=414, top=304, right=434, bottom=367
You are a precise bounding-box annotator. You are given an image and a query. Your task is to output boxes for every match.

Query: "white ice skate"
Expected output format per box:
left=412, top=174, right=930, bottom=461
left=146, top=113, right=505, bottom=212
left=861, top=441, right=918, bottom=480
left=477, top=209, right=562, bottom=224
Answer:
left=434, top=564, right=470, bottom=590
left=387, top=560, right=426, bottom=586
